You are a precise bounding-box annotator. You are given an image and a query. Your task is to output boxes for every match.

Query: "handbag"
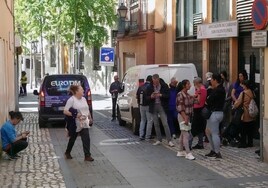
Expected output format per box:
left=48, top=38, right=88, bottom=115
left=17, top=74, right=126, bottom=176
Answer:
left=231, top=92, right=245, bottom=125
left=201, top=106, right=212, bottom=120
left=179, top=121, right=191, bottom=131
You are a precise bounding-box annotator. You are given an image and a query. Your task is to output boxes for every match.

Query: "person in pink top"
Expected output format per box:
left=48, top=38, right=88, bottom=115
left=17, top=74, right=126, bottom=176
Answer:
left=191, top=77, right=207, bottom=149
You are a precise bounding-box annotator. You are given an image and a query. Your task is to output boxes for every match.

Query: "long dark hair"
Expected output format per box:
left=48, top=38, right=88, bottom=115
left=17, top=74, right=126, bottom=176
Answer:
left=236, top=70, right=248, bottom=84
left=9, top=111, right=24, bottom=121
left=220, top=70, right=228, bottom=82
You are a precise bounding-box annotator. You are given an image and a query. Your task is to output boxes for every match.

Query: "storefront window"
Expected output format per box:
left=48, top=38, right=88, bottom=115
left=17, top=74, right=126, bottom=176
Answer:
left=212, top=0, right=230, bottom=22
left=176, top=0, right=202, bottom=37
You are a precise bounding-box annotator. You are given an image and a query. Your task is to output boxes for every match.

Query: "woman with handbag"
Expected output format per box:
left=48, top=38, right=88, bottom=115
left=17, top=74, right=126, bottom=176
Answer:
left=205, top=73, right=226, bottom=159
left=63, top=85, right=94, bottom=161
left=176, top=79, right=195, bottom=160
left=233, top=80, right=255, bottom=148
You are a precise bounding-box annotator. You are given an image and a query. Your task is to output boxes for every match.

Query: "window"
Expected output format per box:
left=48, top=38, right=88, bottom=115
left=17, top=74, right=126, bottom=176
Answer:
left=176, top=0, right=202, bottom=37
left=44, top=77, right=85, bottom=96
left=212, top=0, right=230, bottom=22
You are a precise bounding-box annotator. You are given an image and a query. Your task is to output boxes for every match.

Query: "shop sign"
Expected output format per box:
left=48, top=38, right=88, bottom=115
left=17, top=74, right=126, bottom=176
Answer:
left=251, top=0, right=268, bottom=30
left=252, top=30, right=267, bottom=47
left=197, top=20, right=238, bottom=39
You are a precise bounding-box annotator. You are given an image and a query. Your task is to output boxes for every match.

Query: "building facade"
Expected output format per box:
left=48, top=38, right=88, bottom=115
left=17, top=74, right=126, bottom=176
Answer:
left=116, top=0, right=268, bottom=162
left=0, top=0, right=15, bottom=124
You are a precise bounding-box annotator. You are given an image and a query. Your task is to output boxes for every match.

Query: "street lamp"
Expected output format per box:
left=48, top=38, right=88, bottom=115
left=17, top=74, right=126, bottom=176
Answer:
left=76, top=32, right=81, bottom=73
left=117, top=3, right=128, bottom=19
left=117, top=3, right=128, bottom=35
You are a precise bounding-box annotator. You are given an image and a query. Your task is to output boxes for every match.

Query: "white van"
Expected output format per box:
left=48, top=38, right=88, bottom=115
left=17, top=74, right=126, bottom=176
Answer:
left=117, top=63, right=198, bottom=134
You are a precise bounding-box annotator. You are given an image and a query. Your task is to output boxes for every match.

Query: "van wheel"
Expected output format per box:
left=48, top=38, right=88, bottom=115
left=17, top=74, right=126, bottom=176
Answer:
left=132, top=108, right=140, bottom=135
left=117, top=106, right=126, bottom=126
left=39, top=117, right=47, bottom=128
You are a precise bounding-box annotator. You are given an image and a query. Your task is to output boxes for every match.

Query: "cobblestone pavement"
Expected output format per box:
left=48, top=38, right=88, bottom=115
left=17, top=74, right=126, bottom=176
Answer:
left=1, top=92, right=268, bottom=188
left=0, top=113, right=65, bottom=188
left=95, top=109, right=268, bottom=187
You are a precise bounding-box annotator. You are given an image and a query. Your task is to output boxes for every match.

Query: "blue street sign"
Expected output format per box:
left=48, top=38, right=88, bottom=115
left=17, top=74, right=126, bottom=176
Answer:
left=99, top=47, right=115, bottom=66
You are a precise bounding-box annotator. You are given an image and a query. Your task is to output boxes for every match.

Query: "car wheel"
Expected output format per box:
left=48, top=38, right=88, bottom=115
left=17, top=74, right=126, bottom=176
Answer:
left=117, top=105, right=126, bottom=126
left=39, top=117, right=47, bottom=128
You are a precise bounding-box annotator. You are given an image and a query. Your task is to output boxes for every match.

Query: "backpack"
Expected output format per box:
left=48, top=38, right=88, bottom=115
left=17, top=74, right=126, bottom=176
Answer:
left=138, top=83, right=150, bottom=106
left=248, top=98, right=258, bottom=118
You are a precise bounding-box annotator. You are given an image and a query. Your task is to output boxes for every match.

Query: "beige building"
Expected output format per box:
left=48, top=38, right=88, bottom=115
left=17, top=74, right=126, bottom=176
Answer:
left=116, top=0, right=268, bottom=162
left=0, top=0, right=15, bottom=124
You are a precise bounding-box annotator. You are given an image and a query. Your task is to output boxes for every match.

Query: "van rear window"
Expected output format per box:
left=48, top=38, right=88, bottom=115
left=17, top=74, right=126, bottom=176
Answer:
left=44, top=77, right=85, bottom=96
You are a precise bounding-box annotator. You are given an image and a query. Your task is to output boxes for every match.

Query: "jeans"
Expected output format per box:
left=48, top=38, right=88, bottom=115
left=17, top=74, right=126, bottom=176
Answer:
left=206, top=111, right=223, bottom=153
left=66, top=128, right=91, bottom=157
left=152, top=104, right=172, bottom=142
left=6, top=138, right=28, bottom=156
left=139, top=105, right=153, bottom=139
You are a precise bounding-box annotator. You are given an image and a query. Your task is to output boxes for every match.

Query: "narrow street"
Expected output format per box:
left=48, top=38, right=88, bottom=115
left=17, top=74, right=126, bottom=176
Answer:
left=0, top=93, right=268, bottom=188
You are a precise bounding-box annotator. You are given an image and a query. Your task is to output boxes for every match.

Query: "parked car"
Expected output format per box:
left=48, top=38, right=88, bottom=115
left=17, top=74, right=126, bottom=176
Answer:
left=33, top=74, right=92, bottom=128
left=117, top=64, right=198, bottom=134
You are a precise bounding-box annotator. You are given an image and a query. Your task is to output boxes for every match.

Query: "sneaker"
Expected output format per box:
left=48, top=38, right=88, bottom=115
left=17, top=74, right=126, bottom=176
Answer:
left=205, top=150, right=216, bottom=157
left=172, top=134, right=177, bottom=139
left=111, top=118, right=116, bottom=121
left=185, top=153, right=195, bottom=160
left=84, top=156, right=94, bottom=162
left=214, top=152, right=222, bottom=159
left=176, top=151, right=186, bottom=157
left=192, top=144, right=204, bottom=149
left=139, top=137, right=145, bottom=141
left=65, top=152, right=73, bottom=159
left=153, top=141, right=162, bottom=146
left=168, top=141, right=175, bottom=147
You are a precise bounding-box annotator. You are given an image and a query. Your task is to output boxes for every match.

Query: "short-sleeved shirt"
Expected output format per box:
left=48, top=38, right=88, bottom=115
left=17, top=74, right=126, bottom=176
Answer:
left=1, top=121, right=17, bottom=150
left=176, top=91, right=194, bottom=115
left=64, top=96, right=91, bottom=132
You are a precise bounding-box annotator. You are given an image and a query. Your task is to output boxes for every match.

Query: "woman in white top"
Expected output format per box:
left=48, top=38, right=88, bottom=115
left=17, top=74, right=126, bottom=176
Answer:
left=63, top=85, right=94, bottom=161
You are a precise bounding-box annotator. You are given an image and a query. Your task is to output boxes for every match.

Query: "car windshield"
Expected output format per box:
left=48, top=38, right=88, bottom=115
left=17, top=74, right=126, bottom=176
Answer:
left=44, top=76, right=86, bottom=96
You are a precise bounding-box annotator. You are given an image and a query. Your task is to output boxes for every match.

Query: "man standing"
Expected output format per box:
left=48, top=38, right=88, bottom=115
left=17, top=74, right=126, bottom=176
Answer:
left=136, top=75, right=153, bottom=140
left=148, top=74, right=174, bottom=147
left=109, top=75, right=122, bottom=121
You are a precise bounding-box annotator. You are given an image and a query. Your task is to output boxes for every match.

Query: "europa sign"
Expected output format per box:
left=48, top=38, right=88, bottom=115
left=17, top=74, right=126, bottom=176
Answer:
left=251, top=0, right=268, bottom=30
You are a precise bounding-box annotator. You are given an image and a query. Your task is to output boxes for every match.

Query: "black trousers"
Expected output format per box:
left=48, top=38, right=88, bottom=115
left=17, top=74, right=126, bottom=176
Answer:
left=6, top=138, right=28, bottom=156
left=240, top=121, right=255, bottom=147
left=66, top=128, right=91, bottom=157
left=112, top=97, right=117, bottom=118
left=21, top=83, right=27, bottom=94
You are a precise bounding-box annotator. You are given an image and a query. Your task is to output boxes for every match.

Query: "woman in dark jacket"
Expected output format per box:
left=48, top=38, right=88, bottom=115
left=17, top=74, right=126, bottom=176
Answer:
left=205, top=73, right=226, bottom=159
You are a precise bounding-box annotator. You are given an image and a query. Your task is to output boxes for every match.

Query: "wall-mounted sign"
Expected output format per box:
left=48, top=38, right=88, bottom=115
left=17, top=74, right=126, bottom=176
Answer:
left=197, top=20, right=238, bottom=39
left=252, top=0, right=268, bottom=30
left=252, top=30, right=267, bottom=47
left=99, top=47, right=115, bottom=66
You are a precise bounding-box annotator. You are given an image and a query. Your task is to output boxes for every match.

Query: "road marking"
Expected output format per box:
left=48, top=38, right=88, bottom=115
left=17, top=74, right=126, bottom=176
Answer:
left=99, top=138, right=139, bottom=146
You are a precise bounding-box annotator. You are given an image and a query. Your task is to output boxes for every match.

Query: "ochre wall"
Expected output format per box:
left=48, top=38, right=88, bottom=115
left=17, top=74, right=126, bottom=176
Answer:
left=0, top=0, right=15, bottom=125
left=118, top=38, right=147, bottom=75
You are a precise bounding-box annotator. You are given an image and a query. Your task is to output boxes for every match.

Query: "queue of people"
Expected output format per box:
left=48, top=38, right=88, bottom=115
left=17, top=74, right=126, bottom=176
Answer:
left=136, top=70, right=258, bottom=160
